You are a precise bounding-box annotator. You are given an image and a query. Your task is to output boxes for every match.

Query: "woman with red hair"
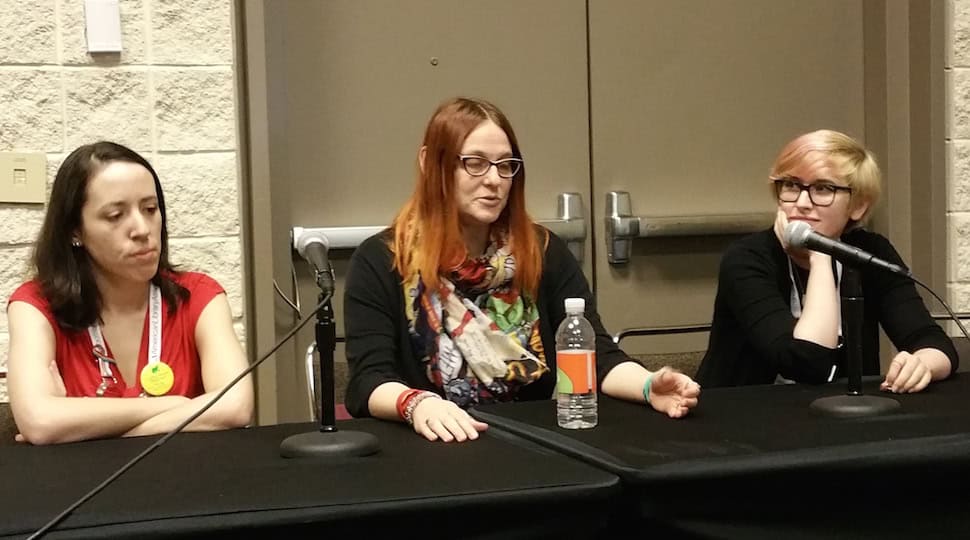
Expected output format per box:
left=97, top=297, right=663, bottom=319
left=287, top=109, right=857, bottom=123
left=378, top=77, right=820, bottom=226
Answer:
left=344, top=97, right=700, bottom=442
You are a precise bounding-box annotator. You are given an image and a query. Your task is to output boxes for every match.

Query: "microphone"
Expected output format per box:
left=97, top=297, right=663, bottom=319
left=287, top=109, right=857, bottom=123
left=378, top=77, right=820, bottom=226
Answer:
left=296, top=232, right=335, bottom=294
left=785, top=220, right=969, bottom=418
left=783, top=219, right=970, bottom=345
left=284, top=228, right=378, bottom=459
left=785, top=220, right=910, bottom=276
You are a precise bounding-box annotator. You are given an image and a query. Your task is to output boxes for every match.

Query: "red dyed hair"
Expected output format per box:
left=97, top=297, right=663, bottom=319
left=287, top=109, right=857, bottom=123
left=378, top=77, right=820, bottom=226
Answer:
left=390, top=97, right=544, bottom=296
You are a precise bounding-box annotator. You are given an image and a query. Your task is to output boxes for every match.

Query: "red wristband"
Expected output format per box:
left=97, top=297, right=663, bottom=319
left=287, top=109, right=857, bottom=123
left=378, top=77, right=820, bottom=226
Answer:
left=403, top=391, right=441, bottom=426
left=396, top=389, right=422, bottom=420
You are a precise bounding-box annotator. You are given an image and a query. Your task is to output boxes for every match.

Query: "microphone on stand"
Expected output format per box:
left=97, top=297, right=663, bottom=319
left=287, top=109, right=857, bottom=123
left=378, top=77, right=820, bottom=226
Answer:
left=280, top=231, right=379, bottom=458
left=784, top=221, right=968, bottom=417
left=296, top=231, right=335, bottom=295
left=807, top=265, right=900, bottom=417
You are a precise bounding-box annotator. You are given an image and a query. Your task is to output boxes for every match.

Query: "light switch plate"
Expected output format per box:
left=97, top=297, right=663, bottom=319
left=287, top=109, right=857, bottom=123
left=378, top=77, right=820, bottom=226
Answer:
left=0, top=152, right=47, bottom=204
left=84, top=0, right=123, bottom=53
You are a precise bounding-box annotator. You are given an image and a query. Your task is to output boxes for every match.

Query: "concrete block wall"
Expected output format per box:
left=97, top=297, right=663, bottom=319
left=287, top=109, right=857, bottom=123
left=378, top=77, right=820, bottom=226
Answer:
left=951, top=0, right=970, bottom=319
left=0, top=0, right=242, bottom=401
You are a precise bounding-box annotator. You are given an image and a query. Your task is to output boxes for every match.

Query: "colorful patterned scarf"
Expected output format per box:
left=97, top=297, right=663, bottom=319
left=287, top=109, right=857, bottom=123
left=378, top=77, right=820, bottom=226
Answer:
left=404, top=238, right=548, bottom=407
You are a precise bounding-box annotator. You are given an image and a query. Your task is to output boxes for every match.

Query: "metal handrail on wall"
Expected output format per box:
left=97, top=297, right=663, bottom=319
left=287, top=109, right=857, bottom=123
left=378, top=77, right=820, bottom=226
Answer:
left=604, top=190, right=774, bottom=265
left=292, top=192, right=588, bottom=262
left=612, top=324, right=711, bottom=344
left=612, top=313, right=970, bottom=345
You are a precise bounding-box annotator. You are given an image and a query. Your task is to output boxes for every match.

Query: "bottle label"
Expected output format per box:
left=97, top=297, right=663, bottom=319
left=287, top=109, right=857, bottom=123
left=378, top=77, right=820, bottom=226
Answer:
left=556, top=350, right=596, bottom=394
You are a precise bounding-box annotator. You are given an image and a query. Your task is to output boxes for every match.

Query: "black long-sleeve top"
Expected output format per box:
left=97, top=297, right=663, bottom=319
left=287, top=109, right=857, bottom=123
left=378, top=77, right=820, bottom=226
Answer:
left=695, top=228, right=958, bottom=387
left=343, top=228, right=634, bottom=418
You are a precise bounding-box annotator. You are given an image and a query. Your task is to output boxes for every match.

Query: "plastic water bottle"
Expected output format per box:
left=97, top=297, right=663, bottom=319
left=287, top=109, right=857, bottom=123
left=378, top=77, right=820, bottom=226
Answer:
left=556, top=297, right=598, bottom=429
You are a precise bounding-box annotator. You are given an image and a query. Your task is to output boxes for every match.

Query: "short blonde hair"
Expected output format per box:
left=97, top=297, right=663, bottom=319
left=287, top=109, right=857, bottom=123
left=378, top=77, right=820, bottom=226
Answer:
left=769, top=129, right=881, bottom=227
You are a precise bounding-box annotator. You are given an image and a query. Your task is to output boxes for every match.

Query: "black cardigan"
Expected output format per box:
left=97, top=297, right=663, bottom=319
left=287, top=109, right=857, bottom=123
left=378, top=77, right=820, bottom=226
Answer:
left=695, top=228, right=958, bottom=387
left=343, top=228, right=633, bottom=418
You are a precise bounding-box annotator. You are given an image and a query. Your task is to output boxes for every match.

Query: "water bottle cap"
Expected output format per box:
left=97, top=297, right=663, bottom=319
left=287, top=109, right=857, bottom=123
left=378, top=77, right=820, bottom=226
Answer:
left=564, top=297, right=585, bottom=314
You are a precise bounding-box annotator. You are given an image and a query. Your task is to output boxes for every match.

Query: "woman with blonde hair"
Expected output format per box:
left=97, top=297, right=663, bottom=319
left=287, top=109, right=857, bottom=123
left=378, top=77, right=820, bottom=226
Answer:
left=696, top=129, right=957, bottom=391
left=343, top=97, right=700, bottom=442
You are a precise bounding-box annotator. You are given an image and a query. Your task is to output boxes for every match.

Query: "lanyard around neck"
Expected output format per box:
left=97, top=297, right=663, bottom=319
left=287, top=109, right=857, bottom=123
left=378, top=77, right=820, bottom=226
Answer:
left=88, top=284, right=162, bottom=383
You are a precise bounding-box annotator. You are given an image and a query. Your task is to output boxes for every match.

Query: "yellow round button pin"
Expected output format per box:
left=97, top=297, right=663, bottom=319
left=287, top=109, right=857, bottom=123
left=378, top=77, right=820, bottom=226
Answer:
left=140, top=362, right=175, bottom=396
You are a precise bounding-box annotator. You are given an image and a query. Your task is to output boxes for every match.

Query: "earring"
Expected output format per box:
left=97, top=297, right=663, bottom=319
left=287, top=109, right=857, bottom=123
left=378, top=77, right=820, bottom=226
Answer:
left=71, top=239, right=82, bottom=247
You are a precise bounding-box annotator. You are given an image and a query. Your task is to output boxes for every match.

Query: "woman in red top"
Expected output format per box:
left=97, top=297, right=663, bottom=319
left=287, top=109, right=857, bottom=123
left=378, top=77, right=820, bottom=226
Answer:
left=6, top=141, right=253, bottom=445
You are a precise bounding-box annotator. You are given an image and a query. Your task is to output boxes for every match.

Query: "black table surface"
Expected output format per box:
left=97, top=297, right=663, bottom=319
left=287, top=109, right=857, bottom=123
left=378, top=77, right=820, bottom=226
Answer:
left=0, top=419, right=620, bottom=540
left=470, top=375, right=970, bottom=540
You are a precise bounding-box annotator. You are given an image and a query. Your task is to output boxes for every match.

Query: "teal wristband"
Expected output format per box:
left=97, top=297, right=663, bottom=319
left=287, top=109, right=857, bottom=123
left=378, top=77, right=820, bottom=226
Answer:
left=642, top=373, right=654, bottom=405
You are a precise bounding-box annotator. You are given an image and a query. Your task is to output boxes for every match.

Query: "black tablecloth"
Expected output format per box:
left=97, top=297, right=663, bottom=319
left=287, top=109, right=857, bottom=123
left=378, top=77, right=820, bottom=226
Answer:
left=0, top=419, right=619, bottom=539
left=470, top=375, right=970, bottom=540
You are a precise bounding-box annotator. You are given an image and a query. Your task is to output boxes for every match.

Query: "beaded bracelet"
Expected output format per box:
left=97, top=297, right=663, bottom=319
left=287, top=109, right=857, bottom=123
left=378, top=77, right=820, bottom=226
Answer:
left=403, top=391, right=441, bottom=426
left=395, top=389, right=423, bottom=420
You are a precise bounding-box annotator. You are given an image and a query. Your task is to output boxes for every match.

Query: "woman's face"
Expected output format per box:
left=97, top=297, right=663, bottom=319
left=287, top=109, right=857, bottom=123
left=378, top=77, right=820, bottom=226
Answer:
left=76, top=161, right=162, bottom=286
left=453, top=120, right=514, bottom=234
left=776, top=152, right=867, bottom=239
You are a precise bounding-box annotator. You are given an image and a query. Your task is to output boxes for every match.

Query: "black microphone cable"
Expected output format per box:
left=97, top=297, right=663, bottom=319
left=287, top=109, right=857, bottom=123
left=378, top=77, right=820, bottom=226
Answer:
left=910, top=275, right=970, bottom=343
left=27, top=293, right=330, bottom=540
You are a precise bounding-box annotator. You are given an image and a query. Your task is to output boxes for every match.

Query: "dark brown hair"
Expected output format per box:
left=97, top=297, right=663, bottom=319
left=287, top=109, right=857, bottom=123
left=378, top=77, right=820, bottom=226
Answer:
left=32, top=141, right=187, bottom=329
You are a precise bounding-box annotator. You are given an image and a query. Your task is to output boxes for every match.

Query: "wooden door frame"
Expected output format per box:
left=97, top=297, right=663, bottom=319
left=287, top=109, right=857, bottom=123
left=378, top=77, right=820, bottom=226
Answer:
left=234, top=0, right=302, bottom=426
left=864, top=0, right=947, bottom=294
left=864, top=0, right=947, bottom=366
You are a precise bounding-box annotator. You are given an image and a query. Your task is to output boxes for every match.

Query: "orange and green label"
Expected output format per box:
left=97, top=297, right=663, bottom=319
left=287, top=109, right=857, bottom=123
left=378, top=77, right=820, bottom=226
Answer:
left=556, top=350, right=596, bottom=394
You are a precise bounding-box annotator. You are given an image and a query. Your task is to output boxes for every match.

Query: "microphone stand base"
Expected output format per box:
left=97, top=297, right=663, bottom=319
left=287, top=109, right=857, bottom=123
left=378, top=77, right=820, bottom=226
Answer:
left=280, top=430, right=380, bottom=459
left=809, top=394, right=900, bottom=418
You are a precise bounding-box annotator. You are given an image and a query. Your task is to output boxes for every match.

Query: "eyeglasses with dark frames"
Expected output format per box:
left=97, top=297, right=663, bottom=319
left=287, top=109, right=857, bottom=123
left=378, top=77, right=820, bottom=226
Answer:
left=772, top=177, right=852, bottom=207
left=458, top=155, right=523, bottom=179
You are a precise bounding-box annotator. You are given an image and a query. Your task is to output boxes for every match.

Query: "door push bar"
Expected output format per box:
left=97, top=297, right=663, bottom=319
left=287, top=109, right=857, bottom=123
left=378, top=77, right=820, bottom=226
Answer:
left=292, top=192, right=588, bottom=262
left=605, top=191, right=774, bottom=265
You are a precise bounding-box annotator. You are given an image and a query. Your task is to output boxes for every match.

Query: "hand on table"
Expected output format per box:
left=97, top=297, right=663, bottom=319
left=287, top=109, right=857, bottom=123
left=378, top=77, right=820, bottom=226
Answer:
left=881, top=351, right=932, bottom=393
left=647, top=367, right=701, bottom=418
left=411, top=395, right=489, bottom=443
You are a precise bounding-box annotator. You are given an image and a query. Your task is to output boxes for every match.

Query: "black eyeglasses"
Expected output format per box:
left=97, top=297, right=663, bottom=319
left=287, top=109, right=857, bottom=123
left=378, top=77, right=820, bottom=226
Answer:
left=772, top=177, right=852, bottom=207
left=458, top=155, right=523, bottom=179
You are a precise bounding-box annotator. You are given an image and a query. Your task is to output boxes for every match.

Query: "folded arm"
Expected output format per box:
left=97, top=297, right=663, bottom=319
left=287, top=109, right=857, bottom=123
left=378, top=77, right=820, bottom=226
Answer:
left=720, top=243, right=841, bottom=384
left=8, top=302, right=190, bottom=445
left=792, top=252, right=840, bottom=348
